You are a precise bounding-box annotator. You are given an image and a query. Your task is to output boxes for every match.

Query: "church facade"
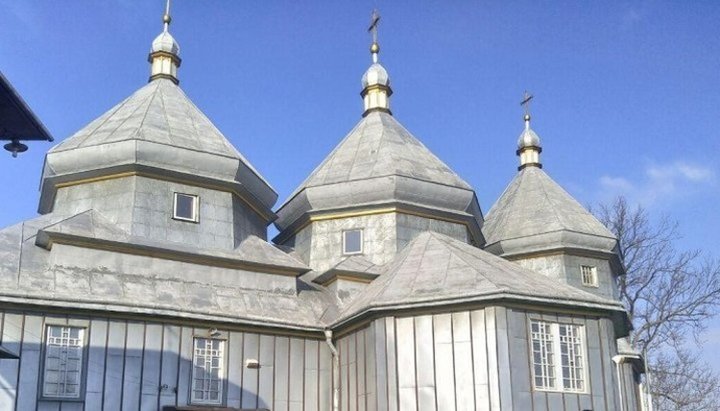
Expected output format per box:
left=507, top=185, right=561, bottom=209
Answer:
left=0, top=6, right=645, bottom=411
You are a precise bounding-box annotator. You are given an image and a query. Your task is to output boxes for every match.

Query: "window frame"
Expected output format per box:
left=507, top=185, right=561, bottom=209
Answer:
left=39, top=325, right=88, bottom=401
left=189, top=336, right=227, bottom=406
left=529, top=319, right=588, bottom=394
left=173, top=192, right=200, bottom=223
left=580, top=265, right=598, bottom=287
left=342, top=229, right=364, bottom=255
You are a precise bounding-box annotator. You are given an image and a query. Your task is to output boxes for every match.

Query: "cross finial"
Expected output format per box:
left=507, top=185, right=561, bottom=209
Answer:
left=163, top=0, right=172, bottom=32
left=520, top=91, right=533, bottom=126
left=368, top=9, right=381, bottom=63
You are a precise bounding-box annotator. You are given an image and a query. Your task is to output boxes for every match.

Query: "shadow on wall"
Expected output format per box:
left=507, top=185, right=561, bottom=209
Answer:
left=0, top=341, right=285, bottom=411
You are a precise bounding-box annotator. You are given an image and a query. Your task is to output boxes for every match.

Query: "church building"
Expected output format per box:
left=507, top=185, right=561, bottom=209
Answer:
left=0, top=4, right=645, bottom=411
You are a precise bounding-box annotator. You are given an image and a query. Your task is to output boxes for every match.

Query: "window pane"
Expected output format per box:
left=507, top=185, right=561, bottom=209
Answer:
left=343, top=230, right=362, bottom=254
left=175, top=194, right=197, bottom=220
left=43, top=326, right=84, bottom=399
left=530, top=320, right=556, bottom=390
left=191, top=337, right=225, bottom=405
left=581, top=265, right=597, bottom=286
left=559, top=324, right=585, bottom=392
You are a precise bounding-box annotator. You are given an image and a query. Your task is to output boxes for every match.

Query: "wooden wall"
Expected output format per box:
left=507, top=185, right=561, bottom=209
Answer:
left=0, top=311, right=332, bottom=411
left=338, top=307, right=635, bottom=411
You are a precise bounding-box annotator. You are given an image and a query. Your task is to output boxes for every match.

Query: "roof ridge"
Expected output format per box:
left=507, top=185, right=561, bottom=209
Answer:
left=157, top=80, right=178, bottom=147
left=56, top=83, right=159, bottom=151
left=173, top=83, right=243, bottom=158
left=353, top=232, right=421, bottom=308
left=106, top=84, right=160, bottom=144
left=484, top=169, right=524, bottom=240
left=535, top=168, right=568, bottom=230
left=429, top=232, right=506, bottom=291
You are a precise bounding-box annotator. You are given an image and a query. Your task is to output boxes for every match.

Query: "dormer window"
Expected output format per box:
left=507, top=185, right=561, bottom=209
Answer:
left=173, top=193, right=199, bottom=222
left=580, top=265, right=598, bottom=287
left=343, top=229, right=363, bottom=255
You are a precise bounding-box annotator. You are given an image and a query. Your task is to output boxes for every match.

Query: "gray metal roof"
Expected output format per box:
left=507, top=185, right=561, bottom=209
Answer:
left=483, top=167, right=616, bottom=255
left=292, top=110, right=471, bottom=193
left=311, top=255, right=381, bottom=285
left=0, top=211, right=334, bottom=331
left=275, top=111, right=482, bottom=233
left=0, top=70, right=52, bottom=142
left=51, top=79, right=238, bottom=157
left=41, top=78, right=276, bottom=214
left=334, top=231, right=624, bottom=325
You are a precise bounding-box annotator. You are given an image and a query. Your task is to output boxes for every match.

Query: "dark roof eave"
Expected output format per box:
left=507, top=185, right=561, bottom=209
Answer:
left=0, top=70, right=53, bottom=142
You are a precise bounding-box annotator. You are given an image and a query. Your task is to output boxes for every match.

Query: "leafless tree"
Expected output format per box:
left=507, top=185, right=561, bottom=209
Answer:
left=594, top=196, right=720, bottom=410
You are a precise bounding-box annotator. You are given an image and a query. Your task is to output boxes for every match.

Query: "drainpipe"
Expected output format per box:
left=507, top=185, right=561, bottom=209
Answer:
left=325, top=329, right=340, bottom=411
left=613, top=355, right=625, bottom=411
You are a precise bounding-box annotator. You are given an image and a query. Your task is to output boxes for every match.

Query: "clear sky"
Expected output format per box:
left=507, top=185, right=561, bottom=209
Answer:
left=1, top=0, right=719, bottom=366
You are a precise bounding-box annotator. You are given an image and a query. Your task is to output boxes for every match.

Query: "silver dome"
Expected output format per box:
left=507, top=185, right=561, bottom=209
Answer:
left=361, top=63, right=389, bottom=88
left=517, top=127, right=541, bottom=149
left=151, top=31, right=179, bottom=55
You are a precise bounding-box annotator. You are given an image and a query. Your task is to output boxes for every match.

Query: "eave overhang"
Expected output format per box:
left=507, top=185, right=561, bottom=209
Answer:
left=329, top=292, right=630, bottom=339
left=0, top=70, right=53, bottom=143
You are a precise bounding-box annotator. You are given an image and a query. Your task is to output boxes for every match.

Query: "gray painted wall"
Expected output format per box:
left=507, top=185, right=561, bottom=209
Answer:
left=285, top=213, right=468, bottom=272
left=53, top=176, right=267, bottom=250
left=0, top=310, right=331, bottom=411
left=337, top=308, right=637, bottom=411
left=514, top=254, right=619, bottom=300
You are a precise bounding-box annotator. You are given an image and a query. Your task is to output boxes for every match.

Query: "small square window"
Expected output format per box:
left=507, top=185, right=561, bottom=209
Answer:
left=580, top=265, right=598, bottom=287
left=174, top=193, right=199, bottom=222
left=343, top=229, right=363, bottom=255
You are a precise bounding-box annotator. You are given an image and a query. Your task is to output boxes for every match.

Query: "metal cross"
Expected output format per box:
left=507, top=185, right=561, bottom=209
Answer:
left=368, top=9, right=381, bottom=44
left=520, top=91, right=534, bottom=116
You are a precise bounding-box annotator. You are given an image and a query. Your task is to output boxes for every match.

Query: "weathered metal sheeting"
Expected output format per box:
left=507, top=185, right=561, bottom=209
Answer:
left=0, top=311, right=331, bottom=411
left=41, top=78, right=277, bottom=215
left=337, top=308, right=631, bottom=411
left=483, top=166, right=616, bottom=256
left=274, top=111, right=482, bottom=234
left=333, top=231, right=625, bottom=327
left=0, top=213, right=333, bottom=330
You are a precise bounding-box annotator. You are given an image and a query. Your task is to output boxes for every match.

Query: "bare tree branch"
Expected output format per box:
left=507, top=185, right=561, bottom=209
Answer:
left=593, top=196, right=720, bottom=410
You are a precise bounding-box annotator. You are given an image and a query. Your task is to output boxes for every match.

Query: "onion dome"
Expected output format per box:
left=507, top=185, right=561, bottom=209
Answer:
left=275, top=11, right=483, bottom=246
left=147, top=5, right=181, bottom=84
left=39, top=1, right=276, bottom=222
left=151, top=31, right=179, bottom=55
left=360, top=17, right=392, bottom=116
left=516, top=113, right=542, bottom=169
left=484, top=96, right=617, bottom=259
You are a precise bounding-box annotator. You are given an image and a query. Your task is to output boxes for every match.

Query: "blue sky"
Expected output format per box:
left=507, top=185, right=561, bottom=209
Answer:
left=1, top=0, right=719, bottom=365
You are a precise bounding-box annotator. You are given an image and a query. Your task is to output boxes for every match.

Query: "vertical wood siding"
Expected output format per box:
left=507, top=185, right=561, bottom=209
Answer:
left=0, top=308, right=639, bottom=411
left=338, top=308, right=638, bottom=411
left=0, top=311, right=330, bottom=411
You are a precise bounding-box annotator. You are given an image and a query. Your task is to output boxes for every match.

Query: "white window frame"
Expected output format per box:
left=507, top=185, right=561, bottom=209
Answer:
left=173, top=192, right=199, bottom=223
left=342, top=229, right=364, bottom=255
left=530, top=320, right=587, bottom=393
left=190, top=337, right=226, bottom=405
left=580, top=265, right=598, bottom=287
left=41, top=325, right=86, bottom=400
